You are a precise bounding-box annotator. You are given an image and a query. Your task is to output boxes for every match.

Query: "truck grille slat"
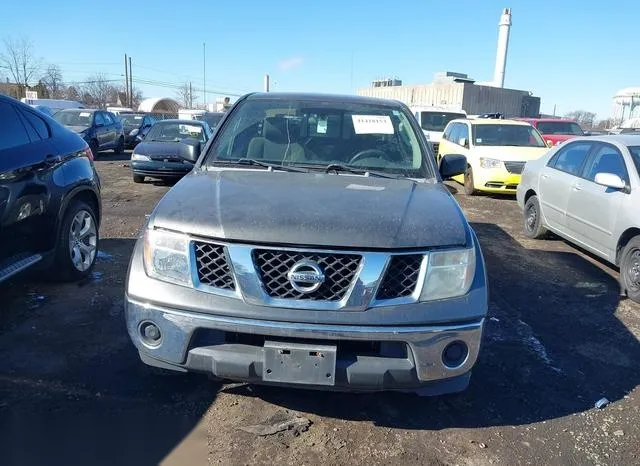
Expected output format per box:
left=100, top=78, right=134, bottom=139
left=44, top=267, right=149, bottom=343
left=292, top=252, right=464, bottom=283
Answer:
left=194, top=242, right=235, bottom=290
left=253, top=250, right=361, bottom=301
left=376, top=255, right=423, bottom=300
left=504, top=161, right=525, bottom=174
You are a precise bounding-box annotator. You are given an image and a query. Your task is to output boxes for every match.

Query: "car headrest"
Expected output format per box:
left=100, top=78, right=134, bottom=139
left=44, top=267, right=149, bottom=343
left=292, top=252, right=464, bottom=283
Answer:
left=263, top=116, right=300, bottom=143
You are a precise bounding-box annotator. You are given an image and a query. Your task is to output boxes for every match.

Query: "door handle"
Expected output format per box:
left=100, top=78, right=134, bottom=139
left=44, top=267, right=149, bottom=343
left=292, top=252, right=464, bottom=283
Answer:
left=541, top=174, right=549, bottom=179
left=572, top=184, right=582, bottom=191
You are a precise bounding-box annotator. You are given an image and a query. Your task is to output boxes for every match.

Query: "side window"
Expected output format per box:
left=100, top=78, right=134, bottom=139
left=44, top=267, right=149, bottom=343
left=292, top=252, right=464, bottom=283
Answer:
left=18, top=107, right=50, bottom=140
left=548, top=142, right=592, bottom=176
left=103, top=113, right=114, bottom=125
left=449, top=123, right=462, bottom=146
left=459, top=123, right=469, bottom=142
left=582, top=144, right=629, bottom=183
left=0, top=102, right=32, bottom=150
left=442, top=123, right=452, bottom=141
left=94, top=113, right=105, bottom=126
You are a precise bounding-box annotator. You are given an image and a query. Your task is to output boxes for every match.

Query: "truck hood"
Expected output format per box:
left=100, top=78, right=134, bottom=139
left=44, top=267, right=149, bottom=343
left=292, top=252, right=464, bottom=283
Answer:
left=470, top=145, right=549, bottom=162
left=149, top=169, right=469, bottom=249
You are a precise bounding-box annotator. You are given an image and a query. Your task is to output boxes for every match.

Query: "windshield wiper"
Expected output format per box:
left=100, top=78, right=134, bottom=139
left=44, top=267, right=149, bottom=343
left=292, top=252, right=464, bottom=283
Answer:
left=323, top=163, right=401, bottom=179
left=214, top=158, right=309, bottom=173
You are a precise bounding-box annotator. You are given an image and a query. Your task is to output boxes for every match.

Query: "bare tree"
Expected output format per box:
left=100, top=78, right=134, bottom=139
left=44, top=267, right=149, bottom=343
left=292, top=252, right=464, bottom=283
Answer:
left=564, top=110, right=597, bottom=129
left=176, top=82, right=197, bottom=108
left=65, top=85, right=80, bottom=101
left=80, top=73, right=116, bottom=108
left=41, top=64, right=64, bottom=98
left=0, top=36, right=41, bottom=96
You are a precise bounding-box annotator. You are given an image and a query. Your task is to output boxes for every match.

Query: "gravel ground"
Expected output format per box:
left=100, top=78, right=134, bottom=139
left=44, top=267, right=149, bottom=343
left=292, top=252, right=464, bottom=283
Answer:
left=0, top=154, right=638, bottom=466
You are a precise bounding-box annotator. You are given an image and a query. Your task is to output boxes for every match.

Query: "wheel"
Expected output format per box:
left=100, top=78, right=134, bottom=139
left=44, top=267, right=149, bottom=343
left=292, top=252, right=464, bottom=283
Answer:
left=619, top=236, right=640, bottom=303
left=52, top=201, right=99, bottom=281
left=463, top=166, right=476, bottom=195
left=114, top=136, right=124, bottom=154
left=523, top=195, right=548, bottom=239
left=133, top=174, right=145, bottom=183
left=89, top=139, right=99, bottom=159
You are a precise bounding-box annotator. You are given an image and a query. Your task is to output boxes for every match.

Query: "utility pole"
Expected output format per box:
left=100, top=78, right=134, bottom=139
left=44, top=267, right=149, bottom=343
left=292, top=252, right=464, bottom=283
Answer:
left=189, top=82, right=193, bottom=108
left=124, top=54, right=129, bottom=106
left=128, top=56, right=133, bottom=108
left=203, top=42, right=206, bottom=110
left=264, top=74, right=270, bottom=92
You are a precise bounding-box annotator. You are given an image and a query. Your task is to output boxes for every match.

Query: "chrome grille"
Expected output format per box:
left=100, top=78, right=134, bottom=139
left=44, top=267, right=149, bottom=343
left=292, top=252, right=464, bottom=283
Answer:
left=194, top=242, right=235, bottom=290
left=504, top=161, right=525, bottom=174
left=376, top=255, right=423, bottom=300
left=253, top=250, right=361, bottom=301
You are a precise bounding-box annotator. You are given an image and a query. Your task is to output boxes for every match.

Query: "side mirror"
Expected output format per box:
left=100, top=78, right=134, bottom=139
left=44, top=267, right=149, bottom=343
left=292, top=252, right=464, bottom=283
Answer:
left=129, top=128, right=140, bottom=137
left=458, top=137, right=468, bottom=148
left=440, top=154, right=467, bottom=179
left=594, top=172, right=626, bottom=190
left=583, top=131, right=591, bottom=136
left=179, top=137, right=201, bottom=163
left=546, top=140, right=554, bottom=148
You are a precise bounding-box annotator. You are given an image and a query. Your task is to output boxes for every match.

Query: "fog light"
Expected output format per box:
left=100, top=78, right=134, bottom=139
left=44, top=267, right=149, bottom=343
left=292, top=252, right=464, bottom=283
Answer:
left=442, top=341, right=468, bottom=369
left=139, top=321, right=162, bottom=346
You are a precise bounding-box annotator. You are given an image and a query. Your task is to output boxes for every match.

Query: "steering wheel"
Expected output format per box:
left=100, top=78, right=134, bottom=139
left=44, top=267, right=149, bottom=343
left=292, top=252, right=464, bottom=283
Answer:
left=348, top=149, right=389, bottom=165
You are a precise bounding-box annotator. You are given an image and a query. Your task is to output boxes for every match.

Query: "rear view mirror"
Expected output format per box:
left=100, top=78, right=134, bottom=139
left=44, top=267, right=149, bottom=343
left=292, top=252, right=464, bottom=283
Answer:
left=458, top=137, right=468, bottom=148
left=180, top=138, right=201, bottom=163
left=594, top=172, right=626, bottom=190
left=440, top=154, right=467, bottom=179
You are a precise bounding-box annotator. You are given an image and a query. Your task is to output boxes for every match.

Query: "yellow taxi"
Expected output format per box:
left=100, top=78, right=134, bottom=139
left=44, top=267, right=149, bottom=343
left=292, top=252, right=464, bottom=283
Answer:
left=438, top=118, right=550, bottom=195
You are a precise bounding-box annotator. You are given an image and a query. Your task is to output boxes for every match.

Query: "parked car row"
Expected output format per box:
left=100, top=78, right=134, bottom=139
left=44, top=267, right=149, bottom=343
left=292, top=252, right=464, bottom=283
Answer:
left=4, top=90, right=640, bottom=397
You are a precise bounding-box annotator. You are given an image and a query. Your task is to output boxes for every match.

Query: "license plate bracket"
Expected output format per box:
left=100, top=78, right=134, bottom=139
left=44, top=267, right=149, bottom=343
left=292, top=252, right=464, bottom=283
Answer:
left=263, top=341, right=337, bottom=386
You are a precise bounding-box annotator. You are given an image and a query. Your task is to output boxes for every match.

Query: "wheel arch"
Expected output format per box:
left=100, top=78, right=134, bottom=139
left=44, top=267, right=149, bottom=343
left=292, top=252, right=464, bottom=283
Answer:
left=57, top=186, right=101, bottom=237
left=524, top=189, right=537, bottom=204
left=616, top=228, right=640, bottom=265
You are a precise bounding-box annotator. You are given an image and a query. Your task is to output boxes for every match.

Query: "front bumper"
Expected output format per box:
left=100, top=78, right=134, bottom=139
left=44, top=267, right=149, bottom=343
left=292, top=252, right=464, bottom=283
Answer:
left=454, top=166, right=521, bottom=193
left=131, top=160, right=193, bottom=178
left=125, top=297, right=484, bottom=393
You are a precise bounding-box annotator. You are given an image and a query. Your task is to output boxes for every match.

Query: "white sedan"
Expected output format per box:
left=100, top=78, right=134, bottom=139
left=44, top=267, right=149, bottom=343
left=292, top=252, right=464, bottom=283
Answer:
left=516, top=135, right=640, bottom=302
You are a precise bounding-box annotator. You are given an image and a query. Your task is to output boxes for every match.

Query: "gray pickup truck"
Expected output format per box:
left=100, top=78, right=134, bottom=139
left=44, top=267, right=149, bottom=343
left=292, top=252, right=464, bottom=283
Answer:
left=125, top=92, right=488, bottom=394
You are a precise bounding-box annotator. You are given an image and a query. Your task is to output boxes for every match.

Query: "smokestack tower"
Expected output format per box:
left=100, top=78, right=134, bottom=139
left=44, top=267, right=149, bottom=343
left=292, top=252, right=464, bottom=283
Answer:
left=493, top=8, right=512, bottom=88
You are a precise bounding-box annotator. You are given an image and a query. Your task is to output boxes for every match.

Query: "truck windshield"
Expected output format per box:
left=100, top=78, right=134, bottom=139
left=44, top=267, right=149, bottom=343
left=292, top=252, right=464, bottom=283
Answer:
left=146, top=122, right=207, bottom=142
left=472, top=124, right=546, bottom=147
left=536, top=121, right=584, bottom=136
left=206, top=98, right=431, bottom=178
left=420, top=112, right=466, bottom=131
left=120, top=114, right=145, bottom=126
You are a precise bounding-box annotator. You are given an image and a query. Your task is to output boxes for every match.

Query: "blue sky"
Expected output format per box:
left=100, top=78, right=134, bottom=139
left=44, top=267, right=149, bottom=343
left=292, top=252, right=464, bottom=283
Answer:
left=2, top=0, right=638, bottom=119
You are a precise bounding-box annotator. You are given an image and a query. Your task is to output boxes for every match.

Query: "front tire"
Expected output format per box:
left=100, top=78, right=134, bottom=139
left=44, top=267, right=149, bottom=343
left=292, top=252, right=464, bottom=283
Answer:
left=620, top=236, right=640, bottom=303
left=114, top=136, right=124, bottom=154
left=52, top=201, right=99, bottom=282
left=523, top=195, right=548, bottom=239
left=463, top=166, right=476, bottom=195
left=133, top=174, right=145, bottom=183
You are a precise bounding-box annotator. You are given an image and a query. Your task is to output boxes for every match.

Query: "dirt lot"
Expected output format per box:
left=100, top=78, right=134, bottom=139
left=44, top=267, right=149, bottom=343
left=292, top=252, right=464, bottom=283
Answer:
left=1, top=154, right=639, bottom=466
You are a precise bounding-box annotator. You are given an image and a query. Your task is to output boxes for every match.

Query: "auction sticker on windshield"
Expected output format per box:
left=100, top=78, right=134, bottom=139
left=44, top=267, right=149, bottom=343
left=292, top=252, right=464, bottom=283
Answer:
left=352, top=115, right=394, bottom=135
left=80, top=112, right=90, bottom=117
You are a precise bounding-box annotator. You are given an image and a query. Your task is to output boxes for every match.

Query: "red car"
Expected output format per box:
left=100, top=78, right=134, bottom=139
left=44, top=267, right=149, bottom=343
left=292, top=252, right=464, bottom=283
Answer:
left=517, top=118, right=585, bottom=146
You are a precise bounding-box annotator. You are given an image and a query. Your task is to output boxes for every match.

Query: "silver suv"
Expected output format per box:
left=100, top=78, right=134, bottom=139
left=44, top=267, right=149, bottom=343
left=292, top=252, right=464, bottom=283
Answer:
left=124, top=93, right=488, bottom=394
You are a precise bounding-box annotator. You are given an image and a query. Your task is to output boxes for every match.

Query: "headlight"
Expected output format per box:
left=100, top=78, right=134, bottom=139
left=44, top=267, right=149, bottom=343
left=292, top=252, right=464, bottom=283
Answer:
left=131, top=153, right=151, bottom=161
left=479, top=157, right=503, bottom=169
left=419, top=247, right=475, bottom=301
left=143, top=229, right=191, bottom=285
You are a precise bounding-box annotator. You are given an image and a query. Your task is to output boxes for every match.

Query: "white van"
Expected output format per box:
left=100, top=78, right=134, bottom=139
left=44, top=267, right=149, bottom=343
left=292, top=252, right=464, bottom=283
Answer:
left=409, top=106, right=467, bottom=157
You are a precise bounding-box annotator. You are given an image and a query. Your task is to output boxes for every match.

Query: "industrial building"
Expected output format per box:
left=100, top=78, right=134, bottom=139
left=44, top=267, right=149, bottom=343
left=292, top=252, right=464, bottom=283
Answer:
left=611, top=87, right=640, bottom=126
left=357, top=8, right=541, bottom=118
